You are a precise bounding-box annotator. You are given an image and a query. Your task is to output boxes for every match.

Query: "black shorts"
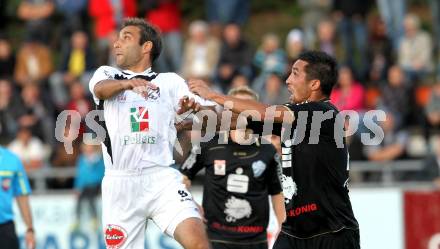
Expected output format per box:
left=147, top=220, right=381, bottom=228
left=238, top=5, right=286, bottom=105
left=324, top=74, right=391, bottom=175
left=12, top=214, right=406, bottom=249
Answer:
left=211, top=241, right=268, bottom=249
left=273, top=228, right=360, bottom=249
left=0, top=220, right=19, bottom=249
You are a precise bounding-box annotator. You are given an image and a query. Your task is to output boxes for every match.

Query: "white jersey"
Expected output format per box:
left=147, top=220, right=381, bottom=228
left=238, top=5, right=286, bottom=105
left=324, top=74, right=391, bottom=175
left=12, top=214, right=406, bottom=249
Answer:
left=89, top=66, right=213, bottom=170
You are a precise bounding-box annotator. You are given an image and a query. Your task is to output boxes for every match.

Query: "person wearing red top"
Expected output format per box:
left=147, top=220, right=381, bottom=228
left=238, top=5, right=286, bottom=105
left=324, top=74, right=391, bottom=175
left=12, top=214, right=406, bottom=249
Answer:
left=144, top=0, right=182, bottom=72
left=88, top=0, right=137, bottom=65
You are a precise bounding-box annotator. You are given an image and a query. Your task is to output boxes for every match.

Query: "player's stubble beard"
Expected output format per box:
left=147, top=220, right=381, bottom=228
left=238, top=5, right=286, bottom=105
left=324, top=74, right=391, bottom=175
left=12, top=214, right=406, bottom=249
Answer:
left=116, top=46, right=143, bottom=70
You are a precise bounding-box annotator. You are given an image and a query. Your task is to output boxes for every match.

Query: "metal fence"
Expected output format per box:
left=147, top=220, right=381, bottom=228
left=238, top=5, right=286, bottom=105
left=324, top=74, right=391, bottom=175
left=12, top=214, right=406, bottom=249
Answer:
left=27, top=160, right=431, bottom=194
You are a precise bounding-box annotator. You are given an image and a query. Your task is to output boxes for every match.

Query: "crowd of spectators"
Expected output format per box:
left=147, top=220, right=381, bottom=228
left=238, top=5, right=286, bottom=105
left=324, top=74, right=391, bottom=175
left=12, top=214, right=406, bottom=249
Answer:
left=0, top=0, right=439, bottom=188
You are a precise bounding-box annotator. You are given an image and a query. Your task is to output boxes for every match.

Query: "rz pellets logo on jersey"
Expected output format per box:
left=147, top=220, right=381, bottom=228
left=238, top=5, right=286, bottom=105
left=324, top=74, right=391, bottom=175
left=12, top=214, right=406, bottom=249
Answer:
left=125, top=107, right=156, bottom=145
left=130, top=107, right=149, bottom=132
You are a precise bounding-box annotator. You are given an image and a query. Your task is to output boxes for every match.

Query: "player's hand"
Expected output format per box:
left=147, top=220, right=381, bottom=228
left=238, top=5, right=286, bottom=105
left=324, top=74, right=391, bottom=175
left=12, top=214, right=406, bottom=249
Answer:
left=25, top=229, right=36, bottom=249
left=122, top=78, right=157, bottom=98
left=188, top=79, right=214, bottom=100
left=177, top=96, right=201, bottom=115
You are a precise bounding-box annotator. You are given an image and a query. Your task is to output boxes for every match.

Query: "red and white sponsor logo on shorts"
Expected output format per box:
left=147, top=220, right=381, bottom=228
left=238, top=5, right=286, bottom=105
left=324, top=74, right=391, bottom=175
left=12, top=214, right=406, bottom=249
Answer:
left=104, top=224, right=127, bottom=249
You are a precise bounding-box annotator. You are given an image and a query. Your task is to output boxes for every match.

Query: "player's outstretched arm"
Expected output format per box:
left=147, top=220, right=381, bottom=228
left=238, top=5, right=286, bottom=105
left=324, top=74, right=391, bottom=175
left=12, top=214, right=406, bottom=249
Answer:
left=94, top=78, right=157, bottom=100
left=188, top=79, right=294, bottom=123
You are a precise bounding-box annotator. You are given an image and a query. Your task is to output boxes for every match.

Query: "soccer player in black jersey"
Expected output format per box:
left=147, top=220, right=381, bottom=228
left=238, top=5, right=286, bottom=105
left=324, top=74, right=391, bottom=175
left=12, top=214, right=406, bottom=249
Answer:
left=180, top=86, right=286, bottom=249
left=189, top=51, right=360, bottom=249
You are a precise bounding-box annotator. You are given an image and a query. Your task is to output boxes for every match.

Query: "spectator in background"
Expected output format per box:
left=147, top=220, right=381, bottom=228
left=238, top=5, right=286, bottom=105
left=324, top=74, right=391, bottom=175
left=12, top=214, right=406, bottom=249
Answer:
left=8, top=126, right=47, bottom=172
left=72, top=143, right=104, bottom=230
left=229, top=74, right=250, bottom=89
left=254, top=33, right=287, bottom=77
left=367, top=16, right=393, bottom=85
left=429, top=0, right=440, bottom=80
left=330, top=66, right=365, bottom=112
left=0, top=35, right=15, bottom=79
left=298, top=0, right=333, bottom=50
left=54, top=0, right=87, bottom=48
left=51, top=123, right=80, bottom=170
left=333, top=0, right=372, bottom=80
left=49, top=30, right=95, bottom=108
left=0, top=146, right=35, bottom=249
left=88, top=0, right=137, bottom=65
left=49, top=120, right=81, bottom=189
left=17, top=0, right=55, bottom=44
left=14, top=37, right=53, bottom=87
left=205, top=0, right=249, bottom=27
left=0, top=79, right=20, bottom=145
left=16, top=84, right=55, bottom=146
left=216, top=23, right=254, bottom=92
left=181, top=20, right=220, bottom=80
left=378, top=65, right=411, bottom=129
left=66, top=81, right=92, bottom=136
left=424, top=82, right=440, bottom=142
left=364, top=111, right=408, bottom=162
left=413, top=137, right=440, bottom=188
left=144, top=0, right=182, bottom=73
left=315, top=19, right=339, bottom=58
left=330, top=66, right=366, bottom=158
left=252, top=33, right=287, bottom=93
left=256, top=74, right=290, bottom=105
left=398, top=13, right=433, bottom=85
left=285, top=29, right=305, bottom=65
left=376, top=0, right=406, bottom=50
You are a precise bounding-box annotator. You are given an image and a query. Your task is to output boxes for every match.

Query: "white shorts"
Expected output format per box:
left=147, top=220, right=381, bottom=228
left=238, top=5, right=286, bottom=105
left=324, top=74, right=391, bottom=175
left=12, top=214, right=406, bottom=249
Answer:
left=101, top=166, right=201, bottom=249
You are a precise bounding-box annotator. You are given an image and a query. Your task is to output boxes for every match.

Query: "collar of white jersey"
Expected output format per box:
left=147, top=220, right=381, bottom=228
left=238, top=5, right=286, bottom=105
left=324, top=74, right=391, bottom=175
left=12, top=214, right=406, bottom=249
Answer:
left=121, top=67, right=155, bottom=76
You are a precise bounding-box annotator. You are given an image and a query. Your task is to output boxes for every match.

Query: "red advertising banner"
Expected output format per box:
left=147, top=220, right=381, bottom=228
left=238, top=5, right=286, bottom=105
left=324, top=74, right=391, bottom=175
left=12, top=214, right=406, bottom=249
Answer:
left=404, top=191, right=440, bottom=249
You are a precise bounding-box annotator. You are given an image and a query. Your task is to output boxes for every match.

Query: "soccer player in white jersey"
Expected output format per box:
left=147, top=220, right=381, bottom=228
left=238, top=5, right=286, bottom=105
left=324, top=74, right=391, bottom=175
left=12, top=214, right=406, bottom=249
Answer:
left=88, top=18, right=212, bottom=249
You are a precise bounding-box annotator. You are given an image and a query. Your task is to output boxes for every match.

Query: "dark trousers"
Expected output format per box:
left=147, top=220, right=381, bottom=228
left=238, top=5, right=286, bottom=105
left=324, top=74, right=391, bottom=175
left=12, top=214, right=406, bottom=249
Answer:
left=273, top=228, right=360, bottom=249
left=211, top=241, right=268, bottom=249
left=0, top=220, right=19, bottom=249
left=76, top=185, right=100, bottom=219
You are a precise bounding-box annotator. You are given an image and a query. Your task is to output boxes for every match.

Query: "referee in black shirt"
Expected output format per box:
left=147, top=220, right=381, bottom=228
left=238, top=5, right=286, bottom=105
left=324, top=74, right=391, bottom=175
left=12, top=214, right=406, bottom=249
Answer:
left=180, top=86, right=286, bottom=249
left=189, top=51, right=360, bottom=249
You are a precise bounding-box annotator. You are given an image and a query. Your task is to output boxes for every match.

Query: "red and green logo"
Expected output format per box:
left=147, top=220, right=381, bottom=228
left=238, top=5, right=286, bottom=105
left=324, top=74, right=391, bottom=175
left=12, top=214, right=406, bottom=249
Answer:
left=130, top=107, right=149, bottom=132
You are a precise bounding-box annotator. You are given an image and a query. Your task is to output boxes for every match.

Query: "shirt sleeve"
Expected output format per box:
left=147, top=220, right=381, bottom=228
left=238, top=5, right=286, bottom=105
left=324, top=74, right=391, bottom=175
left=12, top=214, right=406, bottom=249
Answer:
left=246, top=103, right=295, bottom=137
left=247, top=120, right=283, bottom=137
left=179, top=146, right=205, bottom=180
left=172, top=73, right=216, bottom=111
left=265, top=151, right=283, bottom=195
left=12, top=156, right=32, bottom=196
left=89, top=66, right=117, bottom=105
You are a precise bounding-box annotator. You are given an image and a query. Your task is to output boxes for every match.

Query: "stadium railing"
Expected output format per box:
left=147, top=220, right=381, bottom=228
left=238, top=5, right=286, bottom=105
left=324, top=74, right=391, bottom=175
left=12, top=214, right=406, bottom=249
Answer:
left=27, top=160, right=428, bottom=194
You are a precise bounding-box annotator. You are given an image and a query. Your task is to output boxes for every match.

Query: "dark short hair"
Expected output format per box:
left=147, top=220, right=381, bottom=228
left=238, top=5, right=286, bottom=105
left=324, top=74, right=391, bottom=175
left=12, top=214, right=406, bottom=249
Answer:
left=122, top=18, right=162, bottom=62
left=297, top=51, right=338, bottom=97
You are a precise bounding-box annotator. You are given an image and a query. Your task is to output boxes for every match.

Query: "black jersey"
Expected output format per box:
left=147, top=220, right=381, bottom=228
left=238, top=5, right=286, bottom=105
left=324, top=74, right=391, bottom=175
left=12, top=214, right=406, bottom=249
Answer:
left=180, top=134, right=282, bottom=243
left=248, top=100, right=359, bottom=239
